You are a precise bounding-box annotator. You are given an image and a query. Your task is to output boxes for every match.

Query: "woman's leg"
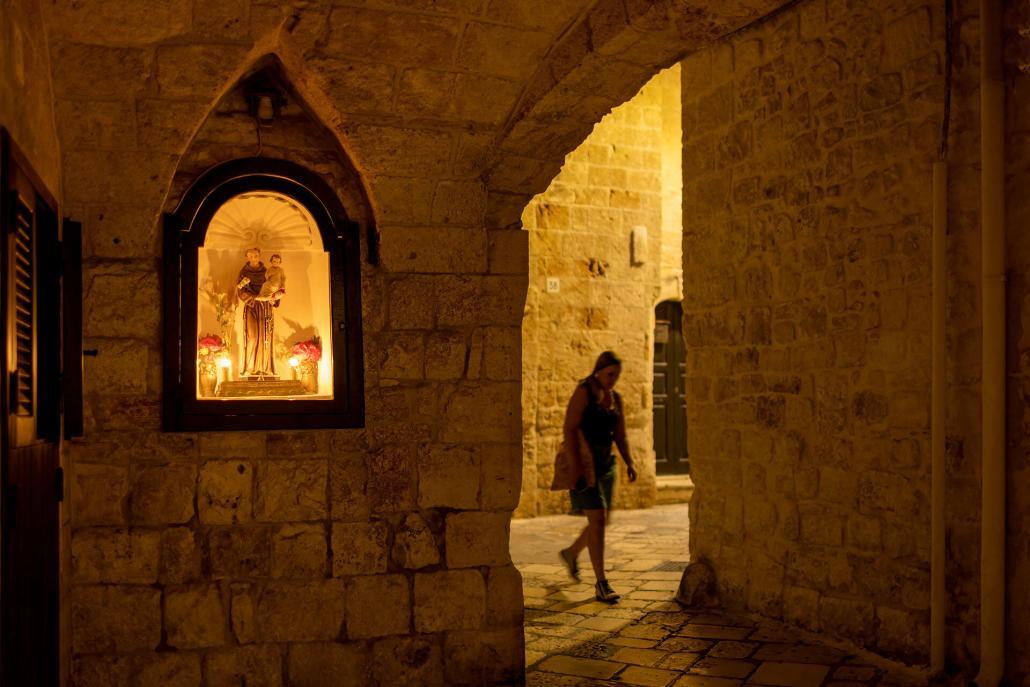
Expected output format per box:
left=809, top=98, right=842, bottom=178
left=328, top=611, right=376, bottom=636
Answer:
left=583, top=509, right=606, bottom=581
left=565, top=509, right=606, bottom=579
left=568, top=525, right=590, bottom=558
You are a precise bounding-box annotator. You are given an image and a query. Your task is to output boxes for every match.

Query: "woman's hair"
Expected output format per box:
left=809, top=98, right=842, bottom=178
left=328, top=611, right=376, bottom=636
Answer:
left=592, top=350, right=622, bottom=374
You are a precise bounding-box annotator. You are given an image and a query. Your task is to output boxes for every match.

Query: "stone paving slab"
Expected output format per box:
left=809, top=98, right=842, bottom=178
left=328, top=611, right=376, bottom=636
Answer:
left=513, top=505, right=929, bottom=687
left=578, top=616, right=632, bottom=632
left=690, top=658, right=756, bottom=678
left=673, top=677, right=744, bottom=687
left=748, top=661, right=830, bottom=687
left=538, top=655, right=623, bottom=679
left=710, top=641, right=759, bottom=659
left=619, top=665, right=682, bottom=685
left=611, top=646, right=667, bottom=666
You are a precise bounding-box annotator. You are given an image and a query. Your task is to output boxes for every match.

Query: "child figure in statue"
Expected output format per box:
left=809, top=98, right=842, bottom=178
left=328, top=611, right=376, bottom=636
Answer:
left=259, top=253, right=286, bottom=305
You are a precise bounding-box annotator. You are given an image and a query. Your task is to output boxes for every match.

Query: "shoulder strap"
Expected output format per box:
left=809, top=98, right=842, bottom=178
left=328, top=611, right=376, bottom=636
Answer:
left=580, top=378, right=600, bottom=406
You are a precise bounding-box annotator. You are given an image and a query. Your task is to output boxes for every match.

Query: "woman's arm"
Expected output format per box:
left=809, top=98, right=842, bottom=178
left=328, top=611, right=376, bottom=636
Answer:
left=613, top=395, right=638, bottom=482
left=563, top=386, right=590, bottom=485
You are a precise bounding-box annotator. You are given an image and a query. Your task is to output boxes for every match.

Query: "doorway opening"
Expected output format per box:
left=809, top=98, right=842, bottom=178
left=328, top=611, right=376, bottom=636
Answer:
left=511, top=59, right=698, bottom=683
left=653, top=300, right=689, bottom=477
left=518, top=64, right=684, bottom=519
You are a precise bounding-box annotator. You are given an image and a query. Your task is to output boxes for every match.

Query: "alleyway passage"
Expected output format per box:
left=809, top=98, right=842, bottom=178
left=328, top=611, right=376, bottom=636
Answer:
left=512, top=505, right=926, bottom=687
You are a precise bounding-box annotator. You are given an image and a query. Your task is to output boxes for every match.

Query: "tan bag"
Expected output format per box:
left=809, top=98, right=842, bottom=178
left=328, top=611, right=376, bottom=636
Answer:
left=549, top=431, right=595, bottom=491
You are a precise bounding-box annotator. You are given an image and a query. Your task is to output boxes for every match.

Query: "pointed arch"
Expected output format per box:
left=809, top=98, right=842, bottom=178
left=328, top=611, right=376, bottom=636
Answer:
left=480, top=0, right=792, bottom=228
left=159, top=46, right=378, bottom=431
left=163, top=48, right=380, bottom=258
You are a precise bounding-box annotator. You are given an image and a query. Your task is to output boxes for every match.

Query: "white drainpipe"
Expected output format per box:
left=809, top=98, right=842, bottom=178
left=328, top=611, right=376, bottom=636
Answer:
left=975, top=0, right=1006, bottom=684
left=931, top=159, right=946, bottom=675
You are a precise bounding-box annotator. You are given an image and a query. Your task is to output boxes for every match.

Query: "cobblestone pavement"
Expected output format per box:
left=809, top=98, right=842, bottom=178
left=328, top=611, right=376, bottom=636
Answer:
left=511, top=504, right=927, bottom=687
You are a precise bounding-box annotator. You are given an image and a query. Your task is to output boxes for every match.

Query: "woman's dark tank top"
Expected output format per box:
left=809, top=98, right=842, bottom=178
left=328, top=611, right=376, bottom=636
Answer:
left=578, top=379, right=620, bottom=455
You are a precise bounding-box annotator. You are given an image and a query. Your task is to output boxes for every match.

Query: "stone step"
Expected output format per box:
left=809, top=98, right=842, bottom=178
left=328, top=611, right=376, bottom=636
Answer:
left=655, top=475, right=694, bottom=505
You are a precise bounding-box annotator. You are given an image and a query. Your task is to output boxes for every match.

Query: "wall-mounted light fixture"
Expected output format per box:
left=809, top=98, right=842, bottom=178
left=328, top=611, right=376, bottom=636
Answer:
left=247, top=89, right=287, bottom=126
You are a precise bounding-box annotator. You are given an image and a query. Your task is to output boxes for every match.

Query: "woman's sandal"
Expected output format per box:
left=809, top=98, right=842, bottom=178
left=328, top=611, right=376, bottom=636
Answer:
left=595, top=579, right=620, bottom=602
left=559, top=548, right=580, bottom=582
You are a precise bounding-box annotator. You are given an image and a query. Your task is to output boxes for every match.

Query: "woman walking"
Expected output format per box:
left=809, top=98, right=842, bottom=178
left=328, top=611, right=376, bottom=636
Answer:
left=559, top=351, right=638, bottom=602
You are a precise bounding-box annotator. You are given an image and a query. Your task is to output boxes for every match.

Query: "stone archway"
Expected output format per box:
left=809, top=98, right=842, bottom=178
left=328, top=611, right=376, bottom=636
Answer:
left=480, top=0, right=962, bottom=671
left=481, top=0, right=793, bottom=229
left=517, top=65, right=685, bottom=518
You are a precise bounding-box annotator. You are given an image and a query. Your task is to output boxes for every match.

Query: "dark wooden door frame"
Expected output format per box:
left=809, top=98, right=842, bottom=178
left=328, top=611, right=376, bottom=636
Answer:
left=1, top=128, right=62, bottom=687
left=163, top=157, right=366, bottom=432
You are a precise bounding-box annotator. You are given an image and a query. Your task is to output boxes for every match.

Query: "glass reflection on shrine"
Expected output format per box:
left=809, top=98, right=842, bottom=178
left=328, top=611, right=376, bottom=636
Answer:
left=196, top=191, right=334, bottom=400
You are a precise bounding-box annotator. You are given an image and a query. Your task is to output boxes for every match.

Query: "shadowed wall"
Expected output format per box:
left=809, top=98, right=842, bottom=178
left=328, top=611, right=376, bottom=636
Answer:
left=681, top=0, right=942, bottom=663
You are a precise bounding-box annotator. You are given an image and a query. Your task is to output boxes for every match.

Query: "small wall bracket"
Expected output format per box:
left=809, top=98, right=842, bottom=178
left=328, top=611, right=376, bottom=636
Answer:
left=630, top=225, right=648, bottom=266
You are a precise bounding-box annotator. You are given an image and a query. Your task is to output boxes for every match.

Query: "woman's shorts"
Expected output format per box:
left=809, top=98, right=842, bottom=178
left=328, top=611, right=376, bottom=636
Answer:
left=569, top=463, right=615, bottom=512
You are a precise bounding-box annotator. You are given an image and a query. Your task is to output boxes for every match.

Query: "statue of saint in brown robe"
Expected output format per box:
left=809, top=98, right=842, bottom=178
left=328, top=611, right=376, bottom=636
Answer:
left=236, top=251, right=277, bottom=378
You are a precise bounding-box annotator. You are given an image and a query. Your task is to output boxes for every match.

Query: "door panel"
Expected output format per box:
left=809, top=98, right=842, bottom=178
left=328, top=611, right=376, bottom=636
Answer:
left=4, top=443, right=59, bottom=685
left=653, top=301, right=689, bottom=475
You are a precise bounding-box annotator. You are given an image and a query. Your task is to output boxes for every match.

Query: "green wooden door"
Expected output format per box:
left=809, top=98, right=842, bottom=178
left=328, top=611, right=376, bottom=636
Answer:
left=653, top=300, right=689, bottom=475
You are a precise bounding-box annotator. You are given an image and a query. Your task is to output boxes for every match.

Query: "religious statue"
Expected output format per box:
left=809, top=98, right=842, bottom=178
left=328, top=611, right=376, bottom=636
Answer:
left=235, top=247, right=285, bottom=378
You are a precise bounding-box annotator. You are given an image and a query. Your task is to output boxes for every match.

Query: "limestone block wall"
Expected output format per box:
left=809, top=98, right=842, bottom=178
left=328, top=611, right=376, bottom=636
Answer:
left=659, top=64, right=685, bottom=303
left=681, top=0, right=943, bottom=662
left=62, top=71, right=526, bottom=685
left=33, top=2, right=797, bottom=684
left=520, top=72, right=682, bottom=517
left=48, top=4, right=535, bottom=681
left=0, top=0, right=61, bottom=192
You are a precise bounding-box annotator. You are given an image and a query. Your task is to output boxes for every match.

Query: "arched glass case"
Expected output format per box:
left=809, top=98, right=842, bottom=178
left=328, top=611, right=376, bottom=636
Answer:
left=163, top=158, right=364, bottom=431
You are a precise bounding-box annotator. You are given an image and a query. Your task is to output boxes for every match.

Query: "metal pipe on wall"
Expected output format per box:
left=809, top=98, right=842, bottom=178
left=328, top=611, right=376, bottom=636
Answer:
left=931, top=160, right=946, bottom=675
left=976, top=0, right=1006, bottom=684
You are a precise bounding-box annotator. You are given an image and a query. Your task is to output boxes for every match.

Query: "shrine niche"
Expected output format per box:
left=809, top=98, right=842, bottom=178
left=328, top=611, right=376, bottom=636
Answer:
left=163, top=158, right=364, bottom=431
left=198, top=191, right=331, bottom=399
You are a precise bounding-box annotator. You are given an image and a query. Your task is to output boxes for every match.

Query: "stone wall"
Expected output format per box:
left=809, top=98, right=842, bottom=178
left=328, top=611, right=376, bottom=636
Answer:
left=48, top=3, right=534, bottom=681
left=659, top=64, right=685, bottom=303
left=0, top=0, right=61, bottom=193
left=520, top=70, right=683, bottom=517
left=33, top=2, right=795, bottom=684
left=63, top=68, right=526, bottom=685
left=680, top=0, right=943, bottom=662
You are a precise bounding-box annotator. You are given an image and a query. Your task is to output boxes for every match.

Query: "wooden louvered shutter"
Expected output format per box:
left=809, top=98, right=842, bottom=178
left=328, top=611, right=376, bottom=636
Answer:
left=6, top=176, right=38, bottom=448
left=1, top=130, right=61, bottom=447
left=10, top=194, right=34, bottom=417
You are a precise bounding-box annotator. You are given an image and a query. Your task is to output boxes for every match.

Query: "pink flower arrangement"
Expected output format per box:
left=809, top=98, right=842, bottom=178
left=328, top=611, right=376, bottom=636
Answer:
left=291, top=337, right=322, bottom=364
left=198, top=334, right=226, bottom=358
